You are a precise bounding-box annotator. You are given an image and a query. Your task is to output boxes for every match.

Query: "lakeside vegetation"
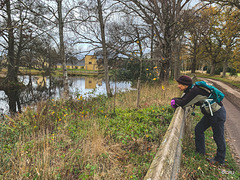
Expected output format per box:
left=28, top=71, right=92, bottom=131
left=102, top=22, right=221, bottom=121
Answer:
left=0, top=82, right=178, bottom=179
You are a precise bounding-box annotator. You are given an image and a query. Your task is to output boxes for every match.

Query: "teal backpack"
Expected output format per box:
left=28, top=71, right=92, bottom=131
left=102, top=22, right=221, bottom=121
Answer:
left=195, top=81, right=225, bottom=116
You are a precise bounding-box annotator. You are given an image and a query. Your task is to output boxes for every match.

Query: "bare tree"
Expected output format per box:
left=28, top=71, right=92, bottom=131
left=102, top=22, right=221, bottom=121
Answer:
left=22, top=0, right=84, bottom=98
left=69, top=0, right=122, bottom=97
left=97, top=0, right=112, bottom=97
left=114, top=0, right=191, bottom=82
left=106, top=15, right=155, bottom=107
left=1, top=1, right=40, bottom=113
left=57, top=0, right=69, bottom=97
left=0, top=0, right=55, bottom=83
left=5, top=0, right=16, bottom=83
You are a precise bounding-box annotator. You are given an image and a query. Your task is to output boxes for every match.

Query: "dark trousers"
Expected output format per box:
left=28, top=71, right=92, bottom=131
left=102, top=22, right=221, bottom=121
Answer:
left=195, top=106, right=226, bottom=163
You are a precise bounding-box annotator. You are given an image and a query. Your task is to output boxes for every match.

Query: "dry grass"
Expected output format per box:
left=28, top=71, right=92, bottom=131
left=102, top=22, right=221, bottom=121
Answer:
left=225, top=75, right=240, bottom=82
left=108, top=82, right=180, bottom=110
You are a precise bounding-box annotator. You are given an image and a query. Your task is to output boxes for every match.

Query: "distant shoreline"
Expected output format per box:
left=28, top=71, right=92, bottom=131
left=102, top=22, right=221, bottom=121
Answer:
left=0, top=68, right=103, bottom=78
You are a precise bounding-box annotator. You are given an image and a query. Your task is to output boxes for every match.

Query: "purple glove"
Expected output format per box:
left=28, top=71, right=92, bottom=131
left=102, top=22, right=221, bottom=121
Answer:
left=171, top=99, right=176, bottom=108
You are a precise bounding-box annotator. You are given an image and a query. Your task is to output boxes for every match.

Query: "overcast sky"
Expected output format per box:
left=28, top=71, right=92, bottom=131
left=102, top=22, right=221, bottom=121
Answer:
left=190, top=0, right=201, bottom=7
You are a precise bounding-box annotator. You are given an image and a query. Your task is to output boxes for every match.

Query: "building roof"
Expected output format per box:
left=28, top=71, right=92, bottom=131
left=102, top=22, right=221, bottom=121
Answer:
left=57, top=59, right=85, bottom=66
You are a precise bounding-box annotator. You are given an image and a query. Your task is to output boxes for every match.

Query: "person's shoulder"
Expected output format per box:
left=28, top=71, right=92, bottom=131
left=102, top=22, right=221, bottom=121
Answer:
left=190, top=85, right=199, bottom=91
left=188, top=85, right=199, bottom=93
left=192, top=85, right=210, bottom=95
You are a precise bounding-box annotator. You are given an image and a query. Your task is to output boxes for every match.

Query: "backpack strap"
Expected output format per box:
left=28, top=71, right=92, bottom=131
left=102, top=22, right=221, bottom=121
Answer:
left=195, top=83, right=214, bottom=116
left=197, top=86, right=211, bottom=94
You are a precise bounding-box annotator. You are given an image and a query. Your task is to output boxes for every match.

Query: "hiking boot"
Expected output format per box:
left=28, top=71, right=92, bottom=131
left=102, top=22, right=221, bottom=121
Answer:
left=207, top=158, right=225, bottom=165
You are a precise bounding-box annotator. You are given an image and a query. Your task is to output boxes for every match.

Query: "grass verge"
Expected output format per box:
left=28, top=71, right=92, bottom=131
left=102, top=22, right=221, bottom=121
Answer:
left=196, top=73, right=240, bottom=89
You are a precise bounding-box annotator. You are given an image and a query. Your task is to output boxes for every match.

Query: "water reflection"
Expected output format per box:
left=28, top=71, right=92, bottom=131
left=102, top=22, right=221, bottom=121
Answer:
left=0, top=75, right=134, bottom=114
left=85, top=77, right=102, bottom=89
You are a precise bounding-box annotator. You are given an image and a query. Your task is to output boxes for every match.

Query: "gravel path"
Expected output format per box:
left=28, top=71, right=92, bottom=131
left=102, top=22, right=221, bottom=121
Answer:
left=198, top=78, right=240, bottom=167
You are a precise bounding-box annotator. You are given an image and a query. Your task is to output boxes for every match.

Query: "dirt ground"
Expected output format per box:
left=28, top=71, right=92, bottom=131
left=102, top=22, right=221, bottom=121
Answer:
left=199, top=78, right=240, bottom=168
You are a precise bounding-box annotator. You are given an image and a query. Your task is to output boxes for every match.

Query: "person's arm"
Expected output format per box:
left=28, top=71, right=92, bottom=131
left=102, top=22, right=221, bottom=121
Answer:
left=172, top=87, right=209, bottom=108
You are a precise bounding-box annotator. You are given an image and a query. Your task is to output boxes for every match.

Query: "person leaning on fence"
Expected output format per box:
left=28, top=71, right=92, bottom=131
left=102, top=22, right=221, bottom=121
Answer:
left=170, top=75, right=226, bottom=165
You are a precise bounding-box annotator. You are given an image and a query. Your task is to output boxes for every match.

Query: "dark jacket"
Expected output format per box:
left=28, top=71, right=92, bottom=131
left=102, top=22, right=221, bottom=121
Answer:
left=173, top=85, right=223, bottom=115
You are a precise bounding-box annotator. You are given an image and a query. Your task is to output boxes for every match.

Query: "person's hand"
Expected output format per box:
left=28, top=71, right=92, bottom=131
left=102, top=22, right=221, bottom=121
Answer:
left=171, top=99, right=176, bottom=108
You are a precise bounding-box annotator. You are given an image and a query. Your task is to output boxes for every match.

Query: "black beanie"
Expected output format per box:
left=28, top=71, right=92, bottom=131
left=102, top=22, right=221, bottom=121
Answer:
left=176, top=75, right=192, bottom=85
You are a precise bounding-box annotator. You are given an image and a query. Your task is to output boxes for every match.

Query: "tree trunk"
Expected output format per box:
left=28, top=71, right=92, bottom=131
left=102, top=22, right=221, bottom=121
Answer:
left=136, top=57, right=142, bottom=108
left=222, top=58, right=228, bottom=77
left=191, top=40, right=197, bottom=74
left=4, top=88, right=21, bottom=115
left=222, top=47, right=230, bottom=77
left=150, top=25, right=154, bottom=59
left=160, top=61, right=170, bottom=82
left=174, top=41, right=181, bottom=80
left=210, top=60, right=216, bottom=75
left=97, top=0, right=111, bottom=97
left=57, top=0, right=69, bottom=98
left=160, top=24, right=172, bottom=82
left=160, top=38, right=171, bottom=82
left=16, top=16, right=23, bottom=76
left=136, top=78, right=141, bottom=108
left=6, top=0, right=17, bottom=83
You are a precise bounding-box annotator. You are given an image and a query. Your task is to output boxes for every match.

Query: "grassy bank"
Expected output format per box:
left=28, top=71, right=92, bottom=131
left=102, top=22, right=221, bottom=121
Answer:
left=196, top=73, right=240, bottom=89
left=0, top=68, right=100, bottom=77
left=0, top=82, right=178, bottom=179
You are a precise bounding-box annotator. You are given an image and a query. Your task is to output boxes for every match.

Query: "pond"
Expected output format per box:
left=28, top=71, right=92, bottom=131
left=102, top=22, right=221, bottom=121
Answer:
left=0, top=75, right=135, bottom=115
